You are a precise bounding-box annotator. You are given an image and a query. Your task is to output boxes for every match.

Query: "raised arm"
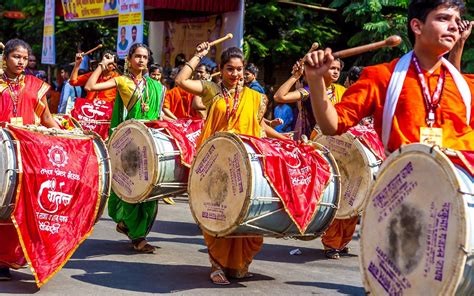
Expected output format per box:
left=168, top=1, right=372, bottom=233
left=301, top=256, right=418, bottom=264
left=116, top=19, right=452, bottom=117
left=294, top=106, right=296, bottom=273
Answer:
left=84, top=53, right=116, bottom=92
left=274, top=60, right=306, bottom=103
left=304, top=48, right=339, bottom=135
left=175, top=42, right=209, bottom=96
left=70, top=53, right=83, bottom=85
left=448, top=20, right=472, bottom=71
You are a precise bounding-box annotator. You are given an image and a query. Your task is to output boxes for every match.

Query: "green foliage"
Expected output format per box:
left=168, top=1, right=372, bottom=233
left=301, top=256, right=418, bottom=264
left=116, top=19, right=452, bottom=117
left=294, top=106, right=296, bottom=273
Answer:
left=330, top=0, right=410, bottom=65
left=244, top=0, right=341, bottom=64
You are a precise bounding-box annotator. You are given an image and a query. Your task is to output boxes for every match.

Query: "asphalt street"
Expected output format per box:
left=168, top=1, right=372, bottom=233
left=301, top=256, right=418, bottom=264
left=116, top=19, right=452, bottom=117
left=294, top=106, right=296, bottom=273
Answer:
left=1, top=196, right=365, bottom=295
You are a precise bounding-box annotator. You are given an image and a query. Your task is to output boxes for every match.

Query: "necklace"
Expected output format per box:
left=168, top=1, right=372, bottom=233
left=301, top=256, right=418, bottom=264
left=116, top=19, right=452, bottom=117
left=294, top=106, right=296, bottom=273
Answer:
left=221, top=84, right=240, bottom=120
left=128, top=72, right=150, bottom=113
left=3, top=73, right=23, bottom=116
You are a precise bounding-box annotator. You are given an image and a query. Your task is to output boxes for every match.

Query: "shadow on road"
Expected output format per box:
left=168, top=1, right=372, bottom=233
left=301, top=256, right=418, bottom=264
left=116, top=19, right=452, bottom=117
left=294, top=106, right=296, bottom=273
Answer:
left=286, top=281, right=366, bottom=295
left=65, top=260, right=274, bottom=293
left=0, top=269, right=38, bottom=294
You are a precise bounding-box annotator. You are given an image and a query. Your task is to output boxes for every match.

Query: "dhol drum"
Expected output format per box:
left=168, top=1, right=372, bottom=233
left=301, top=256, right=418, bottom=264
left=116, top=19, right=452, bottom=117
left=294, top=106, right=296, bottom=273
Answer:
left=360, top=144, right=474, bottom=295
left=188, top=132, right=341, bottom=237
left=314, top=126, right=383, bottom=219
left=108, top=120, right=188, bottom=204
left=0, top=126, right=110, bottom=223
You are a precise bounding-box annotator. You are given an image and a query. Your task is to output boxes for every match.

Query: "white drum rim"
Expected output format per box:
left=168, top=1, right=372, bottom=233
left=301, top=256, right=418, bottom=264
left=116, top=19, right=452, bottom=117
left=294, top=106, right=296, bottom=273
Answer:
left=360, top=143, right=468, bottom=295
left=108, top=120, right=159, bottom=203
left=315, top=132, right=376, bottom=219
left=188, top=132, right=253, bottom=237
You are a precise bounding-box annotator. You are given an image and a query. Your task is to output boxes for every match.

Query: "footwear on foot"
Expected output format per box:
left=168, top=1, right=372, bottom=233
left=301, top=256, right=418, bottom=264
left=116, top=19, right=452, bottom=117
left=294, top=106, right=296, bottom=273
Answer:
left=0, top=268, right=11, bottom=281
left=162, top=197, right=175, bottom=205
left=210, top=269, right=230, bottom=285
left=340, top=246, right=351, bottom=254
left=324, top=249, right=340, bottom=259
left=132, top=238, right=156, bottom=253
left=116, top=221, right=129, bottom=238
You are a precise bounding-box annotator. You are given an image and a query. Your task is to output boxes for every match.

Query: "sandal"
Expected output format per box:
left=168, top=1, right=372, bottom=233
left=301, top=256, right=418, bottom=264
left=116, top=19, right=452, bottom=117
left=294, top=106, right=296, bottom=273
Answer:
left=324, top=249, right=340, bottom=259
left=340, top=246, right=351, bottom=254
left=116, top=221, right=129, bottom=238
left=162, top=197, right=175, bottom=205
left=210, top=269, right=230, bottom=285
left=132, top=238, right=156, bottom=253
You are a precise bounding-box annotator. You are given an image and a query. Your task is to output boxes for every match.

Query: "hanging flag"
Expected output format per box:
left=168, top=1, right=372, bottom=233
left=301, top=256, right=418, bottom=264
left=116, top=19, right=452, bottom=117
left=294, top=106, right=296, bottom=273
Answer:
left=117, top=0, right=144, bottom=59
left=41, top=0, right=56, bottom=65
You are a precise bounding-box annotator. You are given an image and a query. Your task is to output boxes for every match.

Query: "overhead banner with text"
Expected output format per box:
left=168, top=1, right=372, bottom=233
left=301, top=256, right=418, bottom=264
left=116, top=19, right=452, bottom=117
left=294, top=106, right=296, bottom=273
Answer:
left=117, top=0, right=144, bottom=59
left=41, top=0, right=56, bottom=65
left=62, top=0, right=118, bottom=21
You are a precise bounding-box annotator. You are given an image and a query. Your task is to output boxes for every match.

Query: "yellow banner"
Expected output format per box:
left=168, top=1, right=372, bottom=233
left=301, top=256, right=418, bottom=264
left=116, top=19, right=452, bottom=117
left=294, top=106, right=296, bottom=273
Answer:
left=62, top=0, right=118, bottom=21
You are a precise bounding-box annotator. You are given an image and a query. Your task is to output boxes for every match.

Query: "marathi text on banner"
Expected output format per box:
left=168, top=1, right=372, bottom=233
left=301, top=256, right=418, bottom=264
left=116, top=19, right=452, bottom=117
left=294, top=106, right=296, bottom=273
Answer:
left=62, top=0, right=118, bottom=21
left=8, top=126, right=101, bottom=287
left=117, top=0, right=144, bottom=59
left=41, top=0, right=56, bottom=64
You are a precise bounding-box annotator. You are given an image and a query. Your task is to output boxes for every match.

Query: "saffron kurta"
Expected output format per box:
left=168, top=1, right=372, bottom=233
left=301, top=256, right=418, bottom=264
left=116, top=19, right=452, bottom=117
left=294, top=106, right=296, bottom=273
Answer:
left=163, top=86, right=198, bottom=118
left=69, top=71, right=119, bottom=102
left=198, top=80, right=266, bottom=277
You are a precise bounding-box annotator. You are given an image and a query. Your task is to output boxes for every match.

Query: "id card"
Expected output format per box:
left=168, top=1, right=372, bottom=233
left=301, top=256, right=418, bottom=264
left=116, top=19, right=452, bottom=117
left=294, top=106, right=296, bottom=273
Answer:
left=10, top=117, right=24, bottom=126
left=420, top=127, right=443, bottom=146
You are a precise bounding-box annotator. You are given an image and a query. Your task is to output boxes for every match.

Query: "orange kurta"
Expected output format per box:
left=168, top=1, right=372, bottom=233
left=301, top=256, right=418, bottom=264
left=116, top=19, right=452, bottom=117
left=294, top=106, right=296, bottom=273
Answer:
left=163, top=86, right=198, bottom=118
left=334, top=59, right=474, bottom=152
left=199, top=81, right=266, bottom=276
left=69, top=71, right=119, bottom=102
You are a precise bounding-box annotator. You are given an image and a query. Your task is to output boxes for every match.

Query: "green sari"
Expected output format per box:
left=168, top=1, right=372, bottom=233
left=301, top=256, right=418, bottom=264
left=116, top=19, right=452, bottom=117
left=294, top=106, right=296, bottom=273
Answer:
left=108, top=75, right=165, bottom=240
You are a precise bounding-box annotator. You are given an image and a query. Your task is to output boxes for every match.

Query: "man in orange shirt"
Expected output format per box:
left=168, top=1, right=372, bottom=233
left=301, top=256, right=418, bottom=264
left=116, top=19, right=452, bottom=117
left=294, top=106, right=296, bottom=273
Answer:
left=304, top=0, right=474, bottom=258
left=70, top=51, right=119, bottom=102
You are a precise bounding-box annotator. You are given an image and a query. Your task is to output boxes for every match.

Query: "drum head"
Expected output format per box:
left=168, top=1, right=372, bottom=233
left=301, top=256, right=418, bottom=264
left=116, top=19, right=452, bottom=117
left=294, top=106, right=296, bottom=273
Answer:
left=360, top=144, right=468, bottom=295
left=108, top=121, right=157, bottom=203
left=188, top=132, right=252, bottom=236
left=315, top=133, right=373, bottom=218
left=0, top=129, right=17, bottom=219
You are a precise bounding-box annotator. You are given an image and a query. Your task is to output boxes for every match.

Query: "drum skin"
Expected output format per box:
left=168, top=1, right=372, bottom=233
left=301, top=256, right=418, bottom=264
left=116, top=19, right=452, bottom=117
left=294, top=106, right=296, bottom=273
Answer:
left=315, top=131, right=380, bottom=219
left=360, top=144, right=474, bottom=295
left=188, top=132, right=341, bottom=237
left=108, top=120, right=188, bottom=203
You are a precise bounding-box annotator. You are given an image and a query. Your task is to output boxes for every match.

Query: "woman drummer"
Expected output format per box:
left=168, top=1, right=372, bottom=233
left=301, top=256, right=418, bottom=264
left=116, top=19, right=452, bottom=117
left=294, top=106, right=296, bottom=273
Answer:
left=175, top=43, right=285, bottom=285
left=85, top=43, right=166, bottom=253
left=0, top=39, right=60, bottom=280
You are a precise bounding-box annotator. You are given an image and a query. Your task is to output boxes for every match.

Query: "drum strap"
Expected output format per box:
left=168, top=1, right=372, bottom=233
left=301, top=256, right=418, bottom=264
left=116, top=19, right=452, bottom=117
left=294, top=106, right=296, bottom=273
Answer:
left=382, top=50, right=471, bottom=151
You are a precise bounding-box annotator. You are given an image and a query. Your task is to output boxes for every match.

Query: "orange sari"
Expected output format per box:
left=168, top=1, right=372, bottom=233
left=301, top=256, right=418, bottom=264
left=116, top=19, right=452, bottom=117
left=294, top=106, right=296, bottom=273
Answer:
left=199, top=81, right=266, bottom=276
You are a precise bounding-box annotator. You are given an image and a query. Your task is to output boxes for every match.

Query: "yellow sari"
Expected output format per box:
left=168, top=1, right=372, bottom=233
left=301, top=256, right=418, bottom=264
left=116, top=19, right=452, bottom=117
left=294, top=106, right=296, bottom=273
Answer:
left=199, top=80, right=267, bottom=277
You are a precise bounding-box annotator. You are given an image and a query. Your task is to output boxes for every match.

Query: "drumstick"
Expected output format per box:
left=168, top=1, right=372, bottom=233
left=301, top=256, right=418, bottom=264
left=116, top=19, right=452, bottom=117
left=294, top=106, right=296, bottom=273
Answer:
left=307, top=42, right=319, bottom=54
left=209, top=33, right=233, bottom=47
left=0, top=42, right=4, bottom=50
left=332, top=35, right=402, bottom=59
left=211, top=71, right=221, bottom=78
left=83, top=44, right=103, bottom=56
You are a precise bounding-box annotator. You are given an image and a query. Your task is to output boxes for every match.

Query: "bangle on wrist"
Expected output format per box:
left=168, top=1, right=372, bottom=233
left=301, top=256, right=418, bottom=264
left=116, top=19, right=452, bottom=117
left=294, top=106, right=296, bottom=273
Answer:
left=193, top=54, right=203, bottom=60
left=185, top=62, right=195, bottom=72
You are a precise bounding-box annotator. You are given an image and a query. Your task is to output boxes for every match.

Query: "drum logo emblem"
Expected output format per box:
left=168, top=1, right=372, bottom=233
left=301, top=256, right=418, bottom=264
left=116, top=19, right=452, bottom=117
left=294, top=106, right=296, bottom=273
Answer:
left=48, top=145, right=69, bottom=168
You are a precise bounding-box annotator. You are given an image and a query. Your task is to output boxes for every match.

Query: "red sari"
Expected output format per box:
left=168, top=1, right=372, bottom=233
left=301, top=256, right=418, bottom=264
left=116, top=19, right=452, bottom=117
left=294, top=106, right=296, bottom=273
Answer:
left=0, top=74, right=50, bottom=268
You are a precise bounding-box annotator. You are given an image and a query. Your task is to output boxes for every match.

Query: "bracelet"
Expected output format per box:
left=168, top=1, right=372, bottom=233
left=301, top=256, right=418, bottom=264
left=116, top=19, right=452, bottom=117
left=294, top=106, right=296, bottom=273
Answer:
left=193, top=54, right=203, bottom=60
left=185, top=62, right=195, bottom=72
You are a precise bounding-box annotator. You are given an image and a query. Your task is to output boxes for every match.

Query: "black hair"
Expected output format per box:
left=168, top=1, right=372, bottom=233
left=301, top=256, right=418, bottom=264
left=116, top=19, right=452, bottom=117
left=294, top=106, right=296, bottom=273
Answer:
left=127, top=43, right=150, bottom=59
left=149, top=64, right=162, bottom=73
left=220, top=47, right=244, bottom=69
left=334, top=58, right=344, bottom=70
left=121, top=26, right=126, bottom=33
left=407, top=0, right=465, bottom=45
left=245, top=63, right=259, bottom=76
left=347, top=66, right=364, bottom=83
left=196, top=62, right=211, bottom=73
left=132, top=26, right=137, bottom=32
left=4, top=39, right=32, bottom=57
left=104, top=49, right=118, bottom=64
left=174, top=53, right=186, bottom=67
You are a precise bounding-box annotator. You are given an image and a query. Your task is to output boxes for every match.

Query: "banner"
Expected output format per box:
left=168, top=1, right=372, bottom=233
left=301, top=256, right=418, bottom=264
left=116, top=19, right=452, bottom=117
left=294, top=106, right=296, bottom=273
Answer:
left=163, top=16, right=224, bottom=69
left=117, top=0, right=144, bottom=59
left=242, top=136, right=331, bottom=233
left=8, top=127, right=100, bottom=287
left=62, top=0, right=118, bottom=21
left=41, top=0, right=56, bottom=64
left=348, top=124, right=386, bottom=161
left=146, top=118, right=204, bottom=167
left=71, top=98, right=114, bottom=140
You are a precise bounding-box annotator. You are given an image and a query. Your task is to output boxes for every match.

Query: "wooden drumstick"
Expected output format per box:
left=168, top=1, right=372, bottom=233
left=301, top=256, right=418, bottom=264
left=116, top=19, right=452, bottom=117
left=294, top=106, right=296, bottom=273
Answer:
left=83, top=44, right=103, bottom=56
left=209, top=33, right=233, bottom=47
left=0, top=42, right=4, bottom=50
left=307, top=42, right=319, bottom=54
left=211, top=71, right=221, bottom=78
left=332, top=35, right=402, bottom=59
